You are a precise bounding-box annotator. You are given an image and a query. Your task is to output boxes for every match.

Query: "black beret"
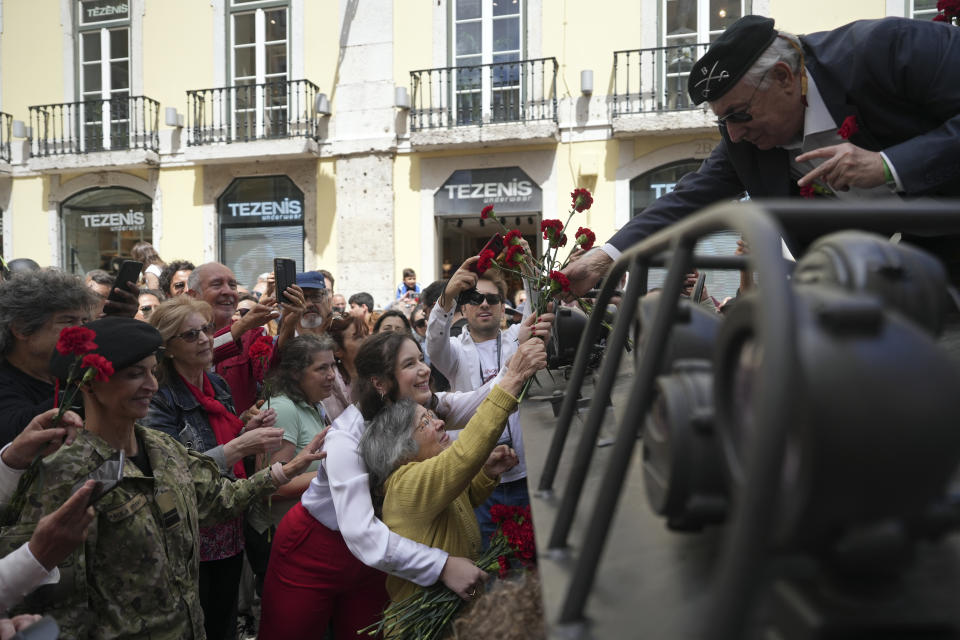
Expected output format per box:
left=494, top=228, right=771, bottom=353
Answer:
left=50, top=317, right=162, bottom=382
left=688, top=15, right=777, bottom=105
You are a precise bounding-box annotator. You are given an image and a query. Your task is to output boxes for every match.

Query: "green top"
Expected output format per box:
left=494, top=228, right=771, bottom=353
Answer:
left=267, top=393, right=329, bottom=525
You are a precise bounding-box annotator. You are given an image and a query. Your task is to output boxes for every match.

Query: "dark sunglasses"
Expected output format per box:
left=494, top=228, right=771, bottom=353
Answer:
left=414, top=319, right=427, bottom=329
left=466, top=292, right=503, bottom=306
left=237, top=308, right=251, bottom=318
left=714, top=66, right=773, bottom=127
left=172, top=322, right=216, bottom=343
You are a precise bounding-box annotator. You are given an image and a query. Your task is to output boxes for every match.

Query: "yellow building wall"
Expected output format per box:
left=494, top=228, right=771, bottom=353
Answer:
left=306, top=2, right=345, bottom=110
left=554, top=139, right=620, bottom=247
left=2, top=0, right=64, bottom=118
left=393, top=0, right=434, bottom=90
left=541, top=1, right=645, bottom=101
left=770, top=0, right=888, bottom=33
left=393, top=153, right=421, bottom=285
left=8, top=176, right=51, bottom=263
left=142, top=0, right=215, bottom=115
left=314, top=159, right=338, bottom=276
left=156, top=167, right=204, bottom=264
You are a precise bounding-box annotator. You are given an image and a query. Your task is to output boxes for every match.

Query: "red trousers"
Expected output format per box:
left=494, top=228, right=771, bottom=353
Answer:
left=258, top=502, right=389, bottom=640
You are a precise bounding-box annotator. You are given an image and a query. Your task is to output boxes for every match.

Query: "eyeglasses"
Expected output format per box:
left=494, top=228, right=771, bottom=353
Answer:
left=465, top=292, right=503, bottom=306
left=714, top=66, right=773, bottom=127
left=414, top=319, right=427, bottom=329
left=172, top=322, right=215, bottom=343
left=304, top=290, right=329, bottom=303
left=172, top=282, right=187, bottom=292
left=331, top=305, right=345, bottom=313
left=416, top=410, right=439, bottom=433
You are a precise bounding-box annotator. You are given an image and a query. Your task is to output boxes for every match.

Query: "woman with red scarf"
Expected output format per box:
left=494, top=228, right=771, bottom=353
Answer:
left=143, top=296, right=285, bottom=640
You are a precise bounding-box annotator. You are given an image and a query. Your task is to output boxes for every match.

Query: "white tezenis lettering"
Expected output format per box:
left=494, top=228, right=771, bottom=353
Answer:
left=226, top=198, right=303, bottom=220
left=443, top=179, right=535, bottom=200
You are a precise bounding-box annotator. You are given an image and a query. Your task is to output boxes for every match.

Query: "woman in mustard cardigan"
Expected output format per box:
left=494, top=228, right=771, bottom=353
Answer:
left=359, top=338, right=547, bottom=603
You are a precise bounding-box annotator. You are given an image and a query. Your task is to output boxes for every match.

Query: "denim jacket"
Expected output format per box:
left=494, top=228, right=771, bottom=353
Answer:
left=142, top=371, right=238, bottom=477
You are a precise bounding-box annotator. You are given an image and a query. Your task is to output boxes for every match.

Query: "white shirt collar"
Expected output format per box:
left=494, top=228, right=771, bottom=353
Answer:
left=780, top=72, right=837, bottom=149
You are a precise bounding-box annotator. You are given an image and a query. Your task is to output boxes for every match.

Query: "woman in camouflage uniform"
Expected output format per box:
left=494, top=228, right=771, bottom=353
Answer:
left=0, top=317, right=325, bottom=639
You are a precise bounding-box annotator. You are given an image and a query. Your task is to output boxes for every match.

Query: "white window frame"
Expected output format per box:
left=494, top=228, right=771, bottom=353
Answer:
left=908, top=0, right=938, bottom=19
left=451, top=0, right=525, bottom=123
left=229, top=0, right=289, bottom=139
left=77, top=1, right=131, bottom=151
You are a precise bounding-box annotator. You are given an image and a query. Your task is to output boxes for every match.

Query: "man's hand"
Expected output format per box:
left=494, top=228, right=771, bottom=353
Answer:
left=279, top=284, right=306, bottom=321
left=483, top=444, right=519, bottom=478
left=102, top=279, right=139, bottom=318
left=2, top=410, right=83, bottom=470
left=28, top=480, right=96, bottom=571
left=439, top=556, right=488, bottom=601
left=230, top=297, right=279, bottom=341
left=560, top=248, right=613, bottom=300
left=516, top=312, right=555, bottom=343
left=796, top=143, right=886, bottom=192
left=440, top=257, right=480, bottom=312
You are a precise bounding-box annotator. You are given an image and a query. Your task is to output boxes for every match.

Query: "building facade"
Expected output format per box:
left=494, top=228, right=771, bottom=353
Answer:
left=0, top=0, right=935, bottom=305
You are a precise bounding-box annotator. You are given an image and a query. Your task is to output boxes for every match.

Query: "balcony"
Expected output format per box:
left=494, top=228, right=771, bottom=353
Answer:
left=409, top=57, right=559, bottom=148
left=185, top=79, right=321, bottom=160
left=0, top=113, right=10, bottom=164
left=27, top=96, right=160, bottom=169
left=611, top=43, right=716, bottom=135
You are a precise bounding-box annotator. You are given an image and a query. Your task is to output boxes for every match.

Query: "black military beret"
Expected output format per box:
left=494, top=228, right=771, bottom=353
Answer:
left=50, top=317, right=162, bottom=382
left=687, top=15, right=778, bottom=105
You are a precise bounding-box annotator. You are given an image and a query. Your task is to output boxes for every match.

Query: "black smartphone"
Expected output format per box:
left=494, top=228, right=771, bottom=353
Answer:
left=107, top=260, right=143, bottom=303
left=273, top=257, right=297, bottom=301
left=468, top=233, right=505, bottom=273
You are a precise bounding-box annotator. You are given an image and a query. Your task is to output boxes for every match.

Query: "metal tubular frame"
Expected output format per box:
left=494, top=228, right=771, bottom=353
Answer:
left=542, top=199, right=960, bottom=638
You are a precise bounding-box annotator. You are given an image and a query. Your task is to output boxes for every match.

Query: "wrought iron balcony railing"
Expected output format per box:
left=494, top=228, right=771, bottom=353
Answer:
left=613, top=43, right=711, bottom=117
left=0, top=113, right=11, bottom=162
left=186, top=78, right=320, bottom=145
left=410, top=57, right=558, bottom=131
left=28, top=96, right=160, bottom=157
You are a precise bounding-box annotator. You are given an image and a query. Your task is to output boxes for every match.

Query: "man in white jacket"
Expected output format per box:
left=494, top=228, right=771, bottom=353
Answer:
left=426, top=256, right=538, bottom=547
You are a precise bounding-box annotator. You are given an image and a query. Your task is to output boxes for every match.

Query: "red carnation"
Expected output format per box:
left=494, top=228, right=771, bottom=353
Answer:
left=481, top=205, right=495, bottom=220
left=800, top=184, right=815, bottom=199
left=938, top=0, right=960, bottom=14
left=476, top=249, right=496, bottom=275
left=571, top=188, right=594, bottom=213
left=503, top=244, right=525, bottom=269
left=575, top=226, right=596, bottom=250
left=56, top=326, right=98, bottom=356
left=249, top=334, right=273, bottom=360
left=934, top=12, right=949, bottom=20
left=497, top=555, right=510, bottom=578
left=81, top=353, right=114, bottom=382
left=541, top=219, right=566, bottom=248
left=549, top=270, right=571, bottom=293
left=503, top=229, right=523, bottom=246
left=837, top=115, right=858, bottom=140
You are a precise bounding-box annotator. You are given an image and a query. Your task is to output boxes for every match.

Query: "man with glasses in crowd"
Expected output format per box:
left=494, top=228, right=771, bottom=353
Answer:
left=293, top=271, right=332, bottom=335
left=189, top=262, right=281, bottom=414
left=426, top=256, right=534, bottom=546
left=562, top=14, right=960, bottom=297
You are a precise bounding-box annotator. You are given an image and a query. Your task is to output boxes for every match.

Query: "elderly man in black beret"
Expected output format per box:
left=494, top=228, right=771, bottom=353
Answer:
left=564, top=14, right=960, bottom=294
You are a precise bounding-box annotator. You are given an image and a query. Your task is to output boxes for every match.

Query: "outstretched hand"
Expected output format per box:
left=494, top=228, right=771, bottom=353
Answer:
left=440, top=257, right=480, bottom=311
left=517, top=312, right=555, bottom=343
left=280, top=428, right=329, bottom=480
left=483, top=444, right=519, bottom=478
left=560, top=249, right=613, bottom=301
left=796, top=143, right=885, bottom=192
left=2, top=409, right=83, bottom=470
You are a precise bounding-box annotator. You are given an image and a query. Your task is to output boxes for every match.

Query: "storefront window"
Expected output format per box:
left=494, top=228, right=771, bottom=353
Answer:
left=61, top=186, right=152, bottom=275
left=630, top=160, right=742, bottom=301
left=218, top=175, right=304, bottom=290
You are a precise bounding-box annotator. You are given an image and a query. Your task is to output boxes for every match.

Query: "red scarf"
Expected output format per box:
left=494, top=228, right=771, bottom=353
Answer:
left=181, top=372, right=247, bottom=479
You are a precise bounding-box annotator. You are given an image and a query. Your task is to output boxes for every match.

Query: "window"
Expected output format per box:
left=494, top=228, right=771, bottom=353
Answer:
left=229, top=0, right=289, bottom=139
left=61, top=187, right=152, bottom=275
left=77, top=0, right=131, bottom=151
left=218, top=176, right=304, bottom=289
left=661, top=0, right=746, bottom=108
left=452, top=0, right=524, bottom=124
left=631, top=160, right=743, bottom=301
left=910, top=0, right=938, bottom=19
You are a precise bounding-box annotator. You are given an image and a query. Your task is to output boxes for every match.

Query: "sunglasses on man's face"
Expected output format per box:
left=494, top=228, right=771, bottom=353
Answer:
left=172, top=322, right=216, bottom=343
left=465, top=292, right=503, bottom=306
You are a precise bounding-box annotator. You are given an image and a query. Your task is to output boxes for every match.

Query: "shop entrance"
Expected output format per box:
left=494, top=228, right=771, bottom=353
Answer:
left=61, top=187, right=152, bottom=275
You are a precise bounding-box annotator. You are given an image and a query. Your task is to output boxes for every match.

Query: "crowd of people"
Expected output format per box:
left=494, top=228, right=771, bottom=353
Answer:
left=0, top=239, right=552, bottom=640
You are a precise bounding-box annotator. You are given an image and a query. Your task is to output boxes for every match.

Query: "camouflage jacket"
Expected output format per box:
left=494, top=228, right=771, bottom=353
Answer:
left=0, top=425, right=277, bottom=639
